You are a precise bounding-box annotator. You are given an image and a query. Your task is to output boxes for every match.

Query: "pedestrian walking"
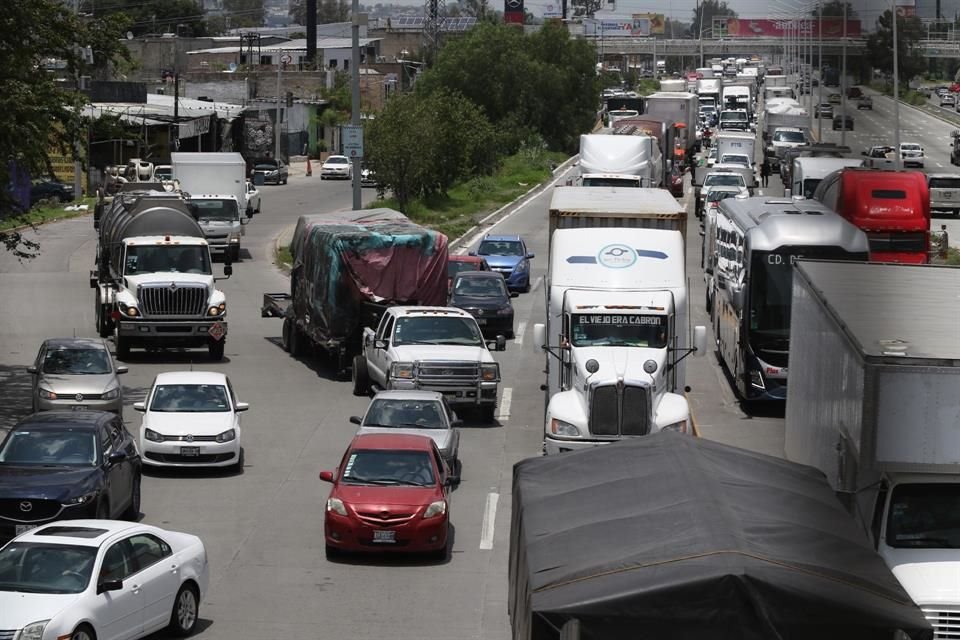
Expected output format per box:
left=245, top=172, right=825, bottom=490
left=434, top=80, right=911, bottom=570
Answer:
left=760, top=157, right=771, bottom=188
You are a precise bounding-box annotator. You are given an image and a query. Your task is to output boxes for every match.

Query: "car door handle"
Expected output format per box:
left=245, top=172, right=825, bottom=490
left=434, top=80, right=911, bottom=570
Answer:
left=170, top=564, right=179, bottom=574
left=131, top=583, right=141, bottom=594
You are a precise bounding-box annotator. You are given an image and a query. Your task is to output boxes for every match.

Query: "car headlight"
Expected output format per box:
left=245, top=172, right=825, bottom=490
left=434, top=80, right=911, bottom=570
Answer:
left=496, top=306, right=512, bottom=316
left=514, top=260, right=529, bottom=273
left=423, top=500, right=447, bottom=519
left=661, top=421, right=688, bottom=434
left=144, top=428, right=164, bottom=442
left=390, top=362, right=415, bottom=379
left=216, top=429, right=236, bottom=443
left=119, top=302, right=139, bottom=317
left=18, top=620, right=48, bottom=640
left=38, top=388, right=57, bottom=400
left=64, top=491, right=98, bottom=506
left=550, top=418, right=580, bottom=437
left=481, top=363, right=499, bottom=382
left=208, top=303, right=226, bottom=316
left=327, top=497, right=347, bottom=516
left=102, top=387, right=120, bottom=400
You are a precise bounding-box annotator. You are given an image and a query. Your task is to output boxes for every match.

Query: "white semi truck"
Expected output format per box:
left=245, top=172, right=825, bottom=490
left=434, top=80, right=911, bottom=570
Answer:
left=785, top=260, right=960, bottom=636
left=577, top=134, right=662, bottom=188
left=534, top=187, right=705, bottom=455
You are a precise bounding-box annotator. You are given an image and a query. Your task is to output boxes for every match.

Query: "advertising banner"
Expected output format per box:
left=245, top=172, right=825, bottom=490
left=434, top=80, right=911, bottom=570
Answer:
left=543, top=1, right=561, bottom=18
left=896, top=0, right=916, bottom=17
left=724, top=17, right=862, bottom=38
left=587, top=13, right=665, bottom=36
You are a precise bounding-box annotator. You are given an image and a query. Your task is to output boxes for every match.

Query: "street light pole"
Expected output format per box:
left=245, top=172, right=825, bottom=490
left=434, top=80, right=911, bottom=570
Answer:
left=275, top=55, right=282, bottom=160
left=893, top=0, right=902, bottom=170
left=817, top=0, right=823, bottom=142
left=350, top=0, right=362, bottom=210
left=840, top=0, right=847, bottom=146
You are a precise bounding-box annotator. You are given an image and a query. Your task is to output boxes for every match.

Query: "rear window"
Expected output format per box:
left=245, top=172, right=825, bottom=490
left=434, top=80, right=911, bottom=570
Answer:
left=872, top=190, right=906, bottom=200
left=929, top=178, right=960, bottom=189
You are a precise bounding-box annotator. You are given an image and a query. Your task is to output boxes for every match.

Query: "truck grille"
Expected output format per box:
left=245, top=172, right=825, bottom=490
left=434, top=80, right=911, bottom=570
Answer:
left=922, top=607, right=960, bottom=639
left=0, top=630, right=17, bottom=640
left=417, top=361, right=480, bottom=387
left=589, top=383, right=652, bottom=437
left=139, top=283, right=207, bottom=317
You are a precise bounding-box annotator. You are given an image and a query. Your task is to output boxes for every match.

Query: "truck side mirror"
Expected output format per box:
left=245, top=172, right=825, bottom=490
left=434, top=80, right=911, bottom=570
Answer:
left=374, top=339, right=387, bottom=350
left=532, top=323, right=546, bottom=352
left=693, top=326, right=707, bottom=356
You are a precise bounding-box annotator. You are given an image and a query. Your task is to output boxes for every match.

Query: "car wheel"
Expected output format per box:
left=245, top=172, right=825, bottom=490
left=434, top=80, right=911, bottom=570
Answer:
left=208, top=339, right=225, bottom=362
left=168, top=583, right=200, bottom=637
left=232, top=448, right=244, bottom=472
left=282, top=176, right=288, bottom=185
left=352, top=355, right=370, bottom=396
left=70, top=623, right=96, bottom=640
left=281, top=318, right=293, bottom=353
left=123, top=472, right=141, bottom=521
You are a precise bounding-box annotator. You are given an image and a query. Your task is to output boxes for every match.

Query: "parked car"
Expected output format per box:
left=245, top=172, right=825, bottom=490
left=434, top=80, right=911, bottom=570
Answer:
left=134, top=371, right=247, bottom=470
left=320, top=155, right=352, bottom=180
left=448, top=271, right=517, bottom=339
left=471, top=234, right=534, bottom=293
left=351, top=390, right=461, bottom=471
left=319, top=433, right=454, bottom=558
left=814, top=103, right=834, bottom=118
left=250, top=158, right=288, bottom=185
left=30, top=178, right=74, bottom=205
left=900, top=142, right=925, bottom=168
left=0, top=411, right=142, bottom=541
left=0, top=520, right=209, bottom=640
left=446, top=254, right=491, bottom=293
left=833, top=114, right=854, bottom=131
left=857, top=96, right=873, bottom=110
left=28, top=337, right=127, bottom=414
left=245, top=179, right=261, bottom=216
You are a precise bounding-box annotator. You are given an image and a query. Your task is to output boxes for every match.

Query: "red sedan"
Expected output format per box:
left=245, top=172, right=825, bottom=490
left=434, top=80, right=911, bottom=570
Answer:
left=319, top=433, right=453, bottom=558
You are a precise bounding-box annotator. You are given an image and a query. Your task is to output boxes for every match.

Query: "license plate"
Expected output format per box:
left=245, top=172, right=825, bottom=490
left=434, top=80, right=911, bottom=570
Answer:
left=945, top=193, right=953, bottom=198
left=15, top=524, right=37, bottom=536
left=180, top=447, right=200, bottom=456
left=71, top=405, right=87, bottom=411
left=373, top=530, right=396, bottom=543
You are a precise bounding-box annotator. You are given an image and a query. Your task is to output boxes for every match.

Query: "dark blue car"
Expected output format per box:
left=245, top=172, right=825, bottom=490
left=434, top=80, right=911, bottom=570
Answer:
left=0, top=411, right=142, bottom=542
left=471, top=234, right=534, bottom=293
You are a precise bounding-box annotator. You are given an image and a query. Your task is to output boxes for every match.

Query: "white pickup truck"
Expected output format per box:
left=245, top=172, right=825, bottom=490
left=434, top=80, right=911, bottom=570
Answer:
left=352, top=306, right=507, bottom=422
left=861, top=145, right=897, bottom=169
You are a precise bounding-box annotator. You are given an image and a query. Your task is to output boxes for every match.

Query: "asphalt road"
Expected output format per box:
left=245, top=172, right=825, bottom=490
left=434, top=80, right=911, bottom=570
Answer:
left=0, top=161, right=786, bottom=639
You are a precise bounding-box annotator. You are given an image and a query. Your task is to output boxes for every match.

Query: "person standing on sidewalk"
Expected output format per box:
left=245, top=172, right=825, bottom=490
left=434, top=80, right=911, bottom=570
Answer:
left=760, top=156, right=771, bottom=188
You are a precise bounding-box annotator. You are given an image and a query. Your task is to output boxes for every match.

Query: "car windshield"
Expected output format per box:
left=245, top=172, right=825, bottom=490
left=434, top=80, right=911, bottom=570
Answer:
left=571, top=313, right=669, bottom=348
left=902, top=144, right=921, bottom=152
left=708, top=190, right=739, bottom=203
left=477, top=240, right=524, bottom=256
left=42, top=348, right=111, bottom=375
left=720, top=154, right=750, bottom=166
left=0, top=543, right=98, bottom=594
left=774, top=130, right=806, bottom=143
left=254, top=162, right=278, bottom=171
left=363, top=400, right=447, bottom=429
left=149, top=384, right=230, bottom=412
left=886, top=483, right=960, bottom=549
left=0, top=430, right=98, bottom=467
left=453, top=277, right=506, bottom=298
left=124, top=245, right=211, bottom=275
left=194, top=198, right=239, bottom=222
left=326, top=157, right=349, bottom=165
left=721, top=111, right=747, bottom=121
left=340, top=450, right=435, bottom=486
left=393, top=316, right=483, bottom=347
left=705, top=174, right=745, bottom=187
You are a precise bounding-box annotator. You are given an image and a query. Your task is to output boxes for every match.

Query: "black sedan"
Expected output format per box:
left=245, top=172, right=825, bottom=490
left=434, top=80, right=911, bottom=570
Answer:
left=251, top=159, right=288, bottom=185
left=448, top=271, right=517, bottom=339
left=0, top=411, right=141, bottom=542
left=833, top=114, right=854, bottom=131
left=30, top=178, right=74, bottom=205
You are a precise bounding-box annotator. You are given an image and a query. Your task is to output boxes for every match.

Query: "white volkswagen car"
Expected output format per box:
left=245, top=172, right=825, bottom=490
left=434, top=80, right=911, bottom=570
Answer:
left=320, top=154, right=353, bottom=180
left=0, top=520, right=208, bottom=640
left=135, top=371, right=247, bottom=469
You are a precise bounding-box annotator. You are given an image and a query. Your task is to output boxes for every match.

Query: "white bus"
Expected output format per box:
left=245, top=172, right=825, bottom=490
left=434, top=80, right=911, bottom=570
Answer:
left=708, top=197, right=869, bottom=402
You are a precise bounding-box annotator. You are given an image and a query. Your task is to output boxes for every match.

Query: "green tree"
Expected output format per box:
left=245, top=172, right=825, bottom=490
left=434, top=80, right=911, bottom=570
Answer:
left=365, top=93, right=427, bottom=211
left=0, top=0, right=131, bottom=258
left=814, top=1, right=856, bottom=18
left=691, top=0, right=736, bottom=38
left=866, top=9, right=925, bottom=87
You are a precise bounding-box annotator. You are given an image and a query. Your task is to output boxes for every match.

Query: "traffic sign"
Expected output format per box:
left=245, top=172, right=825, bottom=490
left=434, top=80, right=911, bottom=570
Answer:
left=343, top=124, right=364, bottom=159
left=280, top=54, right=292, bottom=64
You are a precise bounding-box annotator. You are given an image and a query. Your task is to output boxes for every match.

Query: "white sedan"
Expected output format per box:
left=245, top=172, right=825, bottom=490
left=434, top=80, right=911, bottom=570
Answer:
left=320, top=154, right=353, bottom=179
left=244, top=180, right=261, bottom=216
left=135, top=371, right=247, bottom=469
left=0, top=520, right=208, bottom=640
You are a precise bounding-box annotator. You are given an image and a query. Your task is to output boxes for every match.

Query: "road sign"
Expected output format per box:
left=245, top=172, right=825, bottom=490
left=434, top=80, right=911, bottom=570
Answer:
left=280, top=54, right=292, bottom=64
left=343, top=124, right=364, bottom=159
left=208, top=322, right=225, bottom=341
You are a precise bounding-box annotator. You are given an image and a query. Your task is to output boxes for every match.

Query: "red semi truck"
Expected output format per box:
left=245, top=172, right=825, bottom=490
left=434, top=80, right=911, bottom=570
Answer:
left=813, top=168, right=930, bottom=264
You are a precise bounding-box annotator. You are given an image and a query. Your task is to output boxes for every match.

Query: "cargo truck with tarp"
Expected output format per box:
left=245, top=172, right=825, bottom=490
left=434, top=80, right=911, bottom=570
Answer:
left=508, top=431, right=933, bottom=640
left=261, top=208, right=448, bottom=374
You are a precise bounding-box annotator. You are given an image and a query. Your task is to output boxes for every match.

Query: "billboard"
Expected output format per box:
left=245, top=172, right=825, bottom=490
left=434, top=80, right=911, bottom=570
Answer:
left=504, top=0, right=523, bottom=24
left=896, top=0, right=916, bottom=17
left=587, top=13, right=665, bottom=37
left=724, top=18, right=862, bottom=38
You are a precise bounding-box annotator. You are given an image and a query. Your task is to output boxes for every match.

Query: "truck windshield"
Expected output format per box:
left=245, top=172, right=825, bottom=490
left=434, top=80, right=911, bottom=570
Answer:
left=571, top=314, right=668, bottom=348
left=581, top=177, right=643, bottom=188
left=125, top=245, right=212, bottom=275
left=194, top=199, right=239, bottom=222
left=393, top=316, right=483, bottom=347
left=886, top=483, right=960, bottom=549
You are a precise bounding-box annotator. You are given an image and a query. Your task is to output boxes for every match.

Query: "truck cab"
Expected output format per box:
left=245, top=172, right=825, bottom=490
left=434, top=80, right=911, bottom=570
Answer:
left=188, top=194, right=247, bottom=262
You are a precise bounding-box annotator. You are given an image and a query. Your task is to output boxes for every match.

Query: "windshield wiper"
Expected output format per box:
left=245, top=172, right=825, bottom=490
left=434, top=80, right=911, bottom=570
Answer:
left=401, top=340, right=439, bottom=345
left=347, top=477, right=426, bottom=486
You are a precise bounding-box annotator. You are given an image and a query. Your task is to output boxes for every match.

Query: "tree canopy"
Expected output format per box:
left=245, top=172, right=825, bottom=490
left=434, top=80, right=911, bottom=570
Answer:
left=814, top=1, right=856, bottom=18
left=692, top=0, right=736, bottom=38
left=866, top=9, right=925, bottom=87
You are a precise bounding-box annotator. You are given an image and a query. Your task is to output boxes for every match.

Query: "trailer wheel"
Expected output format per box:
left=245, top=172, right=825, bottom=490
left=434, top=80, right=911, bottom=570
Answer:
left=208, top=339, right=225, bottom=361
left=289, top=323, right=306, bottom=357
left=352, top=355, right=370, bottom=396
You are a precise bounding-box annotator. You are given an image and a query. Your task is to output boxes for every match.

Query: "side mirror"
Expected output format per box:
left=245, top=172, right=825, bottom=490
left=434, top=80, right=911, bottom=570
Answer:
left=133, top=401, right=146, bottom=412
left=349, top=415, right=362, bottom=425
left=532, top=323, right=546, bottom=351
left=26, top=366, right=37, bottom=374
left=693, top=326, right=707, bottom=356
left=107, top=450, right=128, bottom=465
left=510, top=291, right=519, bottom=298
left=445, top=474, right=460, bottom=486
left=235, top=402, right=250, bottom=412
left=116, top=366, right=128, bottom=374
left=526, top=253, right=535, bottom=259
left=374, top=339, right=387, bottom=350
left=240, top=216, right=249, bottom=225
left=319, top=470, right=334, bottom=483
left=97, top=579, right=123, bottom=594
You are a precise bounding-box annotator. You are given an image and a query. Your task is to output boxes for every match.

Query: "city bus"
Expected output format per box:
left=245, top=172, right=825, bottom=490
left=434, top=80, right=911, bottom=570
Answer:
left=708, top=197, right=870, bottom=401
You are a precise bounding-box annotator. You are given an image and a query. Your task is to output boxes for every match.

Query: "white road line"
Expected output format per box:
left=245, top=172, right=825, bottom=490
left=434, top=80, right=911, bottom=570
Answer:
left=514, top=321, right=527, bottom=345
left=937, top=162, right=945, bottom=168
left=479, top=492, right=500, bottom=550
left=498, top=387, right=513, bottom=420
left=532, top=275, right=543, bottom=291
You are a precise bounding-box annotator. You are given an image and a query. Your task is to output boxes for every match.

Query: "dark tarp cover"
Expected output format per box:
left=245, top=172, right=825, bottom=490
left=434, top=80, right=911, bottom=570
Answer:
left=289, top=208, right=448, bottom=340
left=509, top=432, right=932, bottom=640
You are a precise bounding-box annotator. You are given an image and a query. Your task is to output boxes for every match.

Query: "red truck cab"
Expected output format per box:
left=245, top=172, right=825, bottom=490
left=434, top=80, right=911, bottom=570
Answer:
left=813, top=168, right=930, bottom=264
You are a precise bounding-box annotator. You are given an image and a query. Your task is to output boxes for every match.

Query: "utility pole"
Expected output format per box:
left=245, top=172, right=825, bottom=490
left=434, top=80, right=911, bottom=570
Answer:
left=275, top=54, right=283, bottom=160
left=840, top=0, right=847, bottom=146
left=351, top=0, right=362, bottom=210
left=816, top=0, right=822, bottom=142
left=893, top=0, right=902, bottom=171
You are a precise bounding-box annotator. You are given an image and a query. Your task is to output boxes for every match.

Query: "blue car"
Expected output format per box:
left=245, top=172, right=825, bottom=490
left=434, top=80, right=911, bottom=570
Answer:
left=471, top=234, right=534, bottom=293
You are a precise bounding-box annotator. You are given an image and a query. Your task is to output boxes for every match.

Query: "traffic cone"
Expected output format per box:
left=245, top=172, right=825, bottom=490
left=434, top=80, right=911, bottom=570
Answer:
left=306, top=157, right=312, bottom=177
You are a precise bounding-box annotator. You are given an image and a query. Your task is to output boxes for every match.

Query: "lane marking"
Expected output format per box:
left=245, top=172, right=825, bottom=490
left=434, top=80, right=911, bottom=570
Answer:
left=514, top=321, right=527, bottom=345
left=531, top=275, right=543, bottom=292
left=497, top=387, right=513, bottom=421
left=479, top=492, right=500, bottom=550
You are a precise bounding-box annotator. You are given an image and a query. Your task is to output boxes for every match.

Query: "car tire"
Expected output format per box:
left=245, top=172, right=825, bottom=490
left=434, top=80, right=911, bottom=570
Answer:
left=282, top=176, right=288, bottom=185
left=123, top=472, right=141, bottom=521
left=232, top=448, right=244, bottom=473
left=352, top=355, right=370, bottom=396
left=208, top=339, right=225, bottom=361
left=281, top=317, right=293, bottom=352
left=115, top=334, right=130, bottom=361
left=69, top=623, right=96, bottom=640
left=168, top=583, right=200, bottom=637
left=479, top=405, right=496, bottom=424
